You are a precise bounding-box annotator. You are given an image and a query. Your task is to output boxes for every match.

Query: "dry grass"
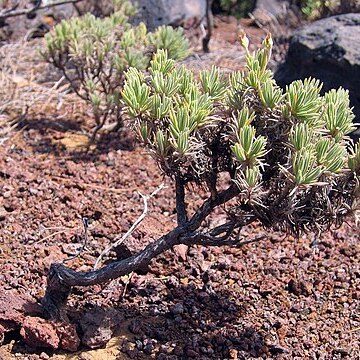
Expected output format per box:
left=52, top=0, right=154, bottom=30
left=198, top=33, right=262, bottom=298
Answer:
left=0, top=39, right=88, bottom=142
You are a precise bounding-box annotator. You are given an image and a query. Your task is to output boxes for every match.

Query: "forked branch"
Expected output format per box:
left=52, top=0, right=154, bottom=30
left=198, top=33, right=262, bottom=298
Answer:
left=41, top=184, right=250, bottom=319
left=93, top=184, right=164, bottom=270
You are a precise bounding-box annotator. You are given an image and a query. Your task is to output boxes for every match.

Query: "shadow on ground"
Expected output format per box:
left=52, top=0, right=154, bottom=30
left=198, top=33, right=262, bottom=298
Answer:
left=3, top=282, right=270, bottom=359
left=14, top=117, right=135, bottom=160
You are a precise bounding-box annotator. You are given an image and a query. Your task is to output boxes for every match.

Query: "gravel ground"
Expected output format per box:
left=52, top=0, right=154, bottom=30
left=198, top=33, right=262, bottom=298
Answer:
left=0, top=14, right=359, bottom=360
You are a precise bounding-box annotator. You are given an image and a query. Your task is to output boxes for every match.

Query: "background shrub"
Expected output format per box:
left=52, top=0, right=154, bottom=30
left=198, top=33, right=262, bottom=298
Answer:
left=212, top=0, right=256, bottom=18
left=294, top=0, right=360, bottom=19
left=43, top=0, right=189, bottom=143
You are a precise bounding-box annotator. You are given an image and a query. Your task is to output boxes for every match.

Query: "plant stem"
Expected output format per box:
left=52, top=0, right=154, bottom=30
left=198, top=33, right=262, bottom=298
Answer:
left=202, top=0, right=214, bottom=53
left=175, top=175, right=187, bottom=225
left=42, top=226, right=185, bottom=319
left=41, top=184, right=242, bottom=319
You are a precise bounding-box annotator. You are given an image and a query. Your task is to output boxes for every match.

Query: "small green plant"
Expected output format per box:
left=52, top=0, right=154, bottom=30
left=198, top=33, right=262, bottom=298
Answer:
left=297, top=0, right=357, bottom=19
left=217, top=0, right=255, bottom=18
left=43, top=0, right=189, bottom=143
left=42, top=34, right=360, bottom=319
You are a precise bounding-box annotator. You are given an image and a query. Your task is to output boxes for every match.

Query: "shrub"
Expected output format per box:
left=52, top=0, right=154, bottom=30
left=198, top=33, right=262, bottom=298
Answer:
left=213, top=0, right=256, bottom=18
left=295, top=0, right=360, bottom=19
left=43, top=0, right=189, bottom=143
left=42, top=34, right=360, bottom=318
left=298, top=0, right=334, bottom=18
left=122, top=33, right=359, bottom=234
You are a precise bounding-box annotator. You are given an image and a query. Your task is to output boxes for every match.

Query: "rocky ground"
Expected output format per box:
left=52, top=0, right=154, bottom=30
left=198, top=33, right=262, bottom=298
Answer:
left=0, top=13, right=359, bottom=360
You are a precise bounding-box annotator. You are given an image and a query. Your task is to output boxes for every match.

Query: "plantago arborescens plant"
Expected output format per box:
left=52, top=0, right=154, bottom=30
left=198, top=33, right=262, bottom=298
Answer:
left=122, top=32, right=360, bottom=233
left=43, top=0, right=189, bottom=143
left=42, top=34, right=360, bottom=319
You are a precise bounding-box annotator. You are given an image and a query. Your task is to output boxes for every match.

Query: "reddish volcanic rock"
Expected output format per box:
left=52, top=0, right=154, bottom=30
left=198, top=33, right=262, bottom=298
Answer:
left=20, top=317, right=80, bottom=351
left=56, top=322, right=80, bottom=352
left=20, top=317, right=60, bottom=349
left=0, top=288, right=41, bottom=338
left=0, top=288, right=27, bottom=326
left=0, top=287, right=42, bottom=342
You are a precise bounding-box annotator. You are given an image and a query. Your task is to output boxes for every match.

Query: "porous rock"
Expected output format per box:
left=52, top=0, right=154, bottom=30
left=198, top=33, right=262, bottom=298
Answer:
left=0, top=287, right=42, bottom=343
left=275, top=13, right=360, bottom=139
left=0, top=288, right=26, bottom=330
left=56, top=322, right=81, bottom=352
left=255, top=0, right=289, bottom=18
left=20, top=317, right=60, bottom=349
left=20, top=317, right=80, bottom=351
left=132, top=0, right=207, bottom=30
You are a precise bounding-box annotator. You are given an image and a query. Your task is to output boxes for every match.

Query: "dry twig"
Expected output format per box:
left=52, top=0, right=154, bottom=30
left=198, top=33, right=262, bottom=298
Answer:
left=0, top=0, right=83, bottom=19
left=93, top=183, right=165, bottom=270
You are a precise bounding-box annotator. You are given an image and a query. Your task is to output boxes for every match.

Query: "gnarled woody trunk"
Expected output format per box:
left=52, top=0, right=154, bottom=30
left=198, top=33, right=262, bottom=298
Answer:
left=41, top=185, right=247, bottom=320
left=42, top=227, right=184, bottom=319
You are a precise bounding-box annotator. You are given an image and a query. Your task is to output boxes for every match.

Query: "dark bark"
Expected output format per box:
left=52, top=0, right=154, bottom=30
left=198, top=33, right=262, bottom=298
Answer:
left=41, top=184, right=244, bottom=319
left=42, top=265, right=72, bottom=321
left=188, top=183, right=239, bottom=231
left=202, top=0, right=214, bottom=53
left=175, top=175, right=187, bottom=225
left=111, top=112, right=124, bottom=133
left=42, top=227, right=185, bottom=318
